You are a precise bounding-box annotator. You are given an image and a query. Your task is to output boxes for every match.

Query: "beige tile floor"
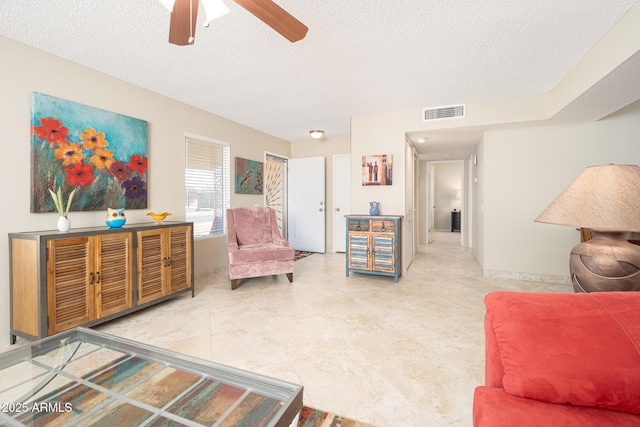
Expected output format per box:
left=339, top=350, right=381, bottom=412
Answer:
left=2, top=232, right=572, bottom=426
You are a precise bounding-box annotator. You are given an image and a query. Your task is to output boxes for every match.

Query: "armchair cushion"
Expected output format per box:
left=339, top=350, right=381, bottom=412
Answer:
left=228, top=243, right=294, bottom=264
left=230, top=207, right=288, bottom=246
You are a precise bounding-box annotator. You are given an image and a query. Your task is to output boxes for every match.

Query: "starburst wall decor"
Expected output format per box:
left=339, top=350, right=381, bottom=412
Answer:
left=30, top=92, right=148, bottom=213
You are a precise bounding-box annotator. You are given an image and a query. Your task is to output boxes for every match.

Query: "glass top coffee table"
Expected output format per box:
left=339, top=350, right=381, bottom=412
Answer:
left=0, top=327, right=303, bottom=426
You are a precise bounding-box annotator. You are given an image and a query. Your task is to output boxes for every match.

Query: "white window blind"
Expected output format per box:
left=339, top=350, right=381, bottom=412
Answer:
left=185, top=136, right=229, bottom=238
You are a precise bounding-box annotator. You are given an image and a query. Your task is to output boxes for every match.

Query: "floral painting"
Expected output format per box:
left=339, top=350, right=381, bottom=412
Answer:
left=362, top=154, right=393, bottom=186
left=30, top=92, right=148, bottom=213
left=234, top=157, right=263, bottom=194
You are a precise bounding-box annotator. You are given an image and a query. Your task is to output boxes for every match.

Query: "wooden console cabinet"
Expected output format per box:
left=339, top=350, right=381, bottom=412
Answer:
left=9, top=222, right=194, bottom=344
left=345, top=215, right=403, bottom=282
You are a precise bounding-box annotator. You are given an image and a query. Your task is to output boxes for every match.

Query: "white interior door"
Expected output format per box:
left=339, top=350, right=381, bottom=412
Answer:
left=288, top=157, right=325, bottom=252
left=333, top=154, right=350, bottom=252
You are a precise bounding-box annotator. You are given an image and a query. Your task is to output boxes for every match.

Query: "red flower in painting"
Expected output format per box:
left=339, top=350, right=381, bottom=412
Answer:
left=33, top=117, right=69, bottom=144
left=109, top=160, right=130, bottom=181
left=128, top=154, right=148, bottom=175
left=65, top=162, right=95, bottom=187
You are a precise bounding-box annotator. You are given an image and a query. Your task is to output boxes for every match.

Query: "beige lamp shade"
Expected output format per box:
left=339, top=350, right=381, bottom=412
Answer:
left=535, top=164, right=640, bottom=232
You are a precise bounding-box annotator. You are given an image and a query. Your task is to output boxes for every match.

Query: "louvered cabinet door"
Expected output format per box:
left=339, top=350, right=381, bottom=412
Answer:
left=348, top=233, right=371, bottom=271
left=137, top=229, right=167, bottom=304
left=372, top=235, right=395, bottom=273
left=47, top=237, right=93, bottom=335
left=166, top=226, right=192, bottom=294
left=95, top=233, right=133, bottom=318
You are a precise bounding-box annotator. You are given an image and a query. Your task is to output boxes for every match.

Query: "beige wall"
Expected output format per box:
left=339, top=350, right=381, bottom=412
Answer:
left=482, top=100, right=640, bottom=281
left=290, top=137, right=350, bottom=252
left=0, top=36, right=291, bottom=344
left=352, top=100, right=640, bottom=284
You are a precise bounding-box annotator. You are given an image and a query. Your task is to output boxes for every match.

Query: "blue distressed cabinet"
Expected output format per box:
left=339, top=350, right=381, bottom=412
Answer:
left=345, top=215, right=403, bottom=282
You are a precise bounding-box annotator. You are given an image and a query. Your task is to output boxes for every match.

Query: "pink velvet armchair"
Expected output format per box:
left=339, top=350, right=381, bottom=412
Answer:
left=226, top=207, right=294, bottom=290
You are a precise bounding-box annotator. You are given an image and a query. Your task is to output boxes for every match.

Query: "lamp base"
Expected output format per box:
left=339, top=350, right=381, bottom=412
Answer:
left=570, top=231, right=640, bottom=292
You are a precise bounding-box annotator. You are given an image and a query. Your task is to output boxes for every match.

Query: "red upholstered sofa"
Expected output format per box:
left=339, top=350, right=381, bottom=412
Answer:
left=473, top=291, right=640, bottom=426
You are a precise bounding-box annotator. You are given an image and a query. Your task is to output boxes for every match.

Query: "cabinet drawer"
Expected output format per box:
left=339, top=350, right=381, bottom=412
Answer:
left=348, top=219, right=370, bottom=232
left=371, top=220, right=395, bottom=233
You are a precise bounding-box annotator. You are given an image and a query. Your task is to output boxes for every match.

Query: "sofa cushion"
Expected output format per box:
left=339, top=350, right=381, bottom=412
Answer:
left=228, top=243, right=294, bottom=264
left=474, top=386, right=640, bottom=427
left=485, top=292, right=640, bottom=415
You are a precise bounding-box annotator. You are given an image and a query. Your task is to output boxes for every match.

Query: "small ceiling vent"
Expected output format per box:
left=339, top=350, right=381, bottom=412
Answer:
left=423, top=104, right=466, bottom=122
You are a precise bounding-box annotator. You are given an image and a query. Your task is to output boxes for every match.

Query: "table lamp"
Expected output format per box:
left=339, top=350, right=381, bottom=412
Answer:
left=535, top=164, right=640, bottom=292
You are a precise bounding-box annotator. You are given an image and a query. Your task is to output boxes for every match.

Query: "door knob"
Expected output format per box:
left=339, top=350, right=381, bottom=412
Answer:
left=336, top=208, right=341, bottom=211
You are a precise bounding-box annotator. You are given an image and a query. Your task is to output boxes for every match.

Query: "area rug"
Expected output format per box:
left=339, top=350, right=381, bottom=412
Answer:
left=294, top=250, right=314, bottom=261
left=298, top=405, right=375, bottom=427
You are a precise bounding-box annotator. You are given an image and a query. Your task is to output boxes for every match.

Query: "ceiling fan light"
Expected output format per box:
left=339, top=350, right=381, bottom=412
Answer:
left=158, top=0, right=176, bottom=12
left=202, top=0, right=230, bottom=26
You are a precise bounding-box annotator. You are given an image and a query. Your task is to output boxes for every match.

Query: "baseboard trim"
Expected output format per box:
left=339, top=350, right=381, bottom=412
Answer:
left=483, top=270, right=571, bottom=285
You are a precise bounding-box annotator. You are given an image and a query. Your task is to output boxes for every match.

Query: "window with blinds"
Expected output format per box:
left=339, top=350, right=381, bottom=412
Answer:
left=185, top=136, right=230, bottom=238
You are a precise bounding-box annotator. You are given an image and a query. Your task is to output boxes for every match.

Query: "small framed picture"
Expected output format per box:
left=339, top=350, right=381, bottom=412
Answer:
left=362, top=154, right=392, bottom=186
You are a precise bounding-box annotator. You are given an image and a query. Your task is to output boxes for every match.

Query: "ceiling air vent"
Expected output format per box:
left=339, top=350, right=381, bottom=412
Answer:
left=422, top=104, right=466, bottom=122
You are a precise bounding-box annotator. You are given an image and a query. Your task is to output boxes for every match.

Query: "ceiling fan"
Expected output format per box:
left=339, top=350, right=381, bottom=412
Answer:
left=159, top=0, right=308, bottom=46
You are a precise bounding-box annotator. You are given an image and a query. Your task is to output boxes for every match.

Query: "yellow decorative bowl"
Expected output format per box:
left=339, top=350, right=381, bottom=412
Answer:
left=147, top=212, right=172, bottom=224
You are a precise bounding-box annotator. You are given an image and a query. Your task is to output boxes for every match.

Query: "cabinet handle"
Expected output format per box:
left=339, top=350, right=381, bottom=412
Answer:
left=89, top=272, right=94, bottom=285
left=96, top=272, right=101, bottom=284
left=167, top=257, right=172, bottom=266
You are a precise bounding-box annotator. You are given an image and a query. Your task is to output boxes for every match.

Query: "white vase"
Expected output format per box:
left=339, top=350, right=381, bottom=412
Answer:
left=57, top=216, right=70, bottom=232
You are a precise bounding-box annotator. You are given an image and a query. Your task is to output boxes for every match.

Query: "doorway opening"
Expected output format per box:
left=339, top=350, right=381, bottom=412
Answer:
left=426, top=160, right=465, bottom=246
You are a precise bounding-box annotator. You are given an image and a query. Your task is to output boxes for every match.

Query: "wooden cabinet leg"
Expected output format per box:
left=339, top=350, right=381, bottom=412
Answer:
left=286, top=273, right=293, bottom=283
left=231, top=279, right=239, bottom=290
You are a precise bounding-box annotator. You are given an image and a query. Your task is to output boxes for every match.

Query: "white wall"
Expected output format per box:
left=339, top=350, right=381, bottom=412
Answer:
left=0, top=36, right=291, bottom=344
left=350, top=112, right=412, bottom=272
left=481, top=100, right=640, bottom=281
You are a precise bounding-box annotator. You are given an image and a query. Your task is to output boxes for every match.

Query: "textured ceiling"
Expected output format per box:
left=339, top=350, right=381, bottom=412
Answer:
left=1, top=0, right=637, bottom=156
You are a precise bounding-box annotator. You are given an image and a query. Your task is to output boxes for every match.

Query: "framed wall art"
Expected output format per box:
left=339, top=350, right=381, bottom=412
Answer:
left=362, top=154, right=393, bottom=186
left=235, top=157, right=263, bottom=194
left=30, top=92, right=149, bottom=213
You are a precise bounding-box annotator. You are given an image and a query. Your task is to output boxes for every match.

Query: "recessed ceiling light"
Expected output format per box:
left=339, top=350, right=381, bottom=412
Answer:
left=416, top=138, right=426, bottom=143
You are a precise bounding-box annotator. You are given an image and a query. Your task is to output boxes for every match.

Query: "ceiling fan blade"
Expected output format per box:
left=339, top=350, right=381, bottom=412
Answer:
left=169, top=0, right=200, bottom=45
left=233, top=0, right=308, bottom=42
